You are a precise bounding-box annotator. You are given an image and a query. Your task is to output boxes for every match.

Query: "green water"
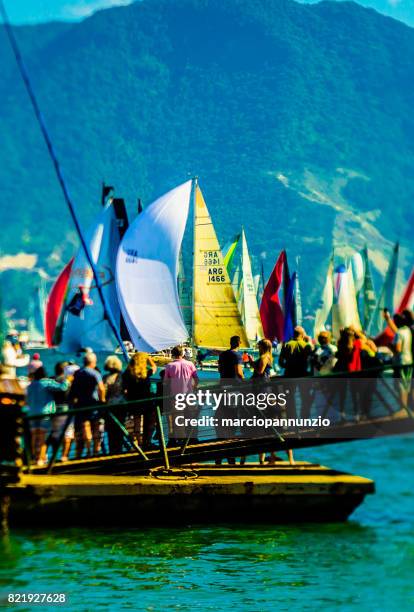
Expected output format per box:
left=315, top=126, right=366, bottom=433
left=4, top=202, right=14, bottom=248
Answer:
left=1, top=435, right=413, bottom=611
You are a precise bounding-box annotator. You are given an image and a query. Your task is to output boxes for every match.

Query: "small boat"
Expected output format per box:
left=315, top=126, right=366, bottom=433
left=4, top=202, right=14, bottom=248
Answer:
left=230, top=228, right=264, bottom=345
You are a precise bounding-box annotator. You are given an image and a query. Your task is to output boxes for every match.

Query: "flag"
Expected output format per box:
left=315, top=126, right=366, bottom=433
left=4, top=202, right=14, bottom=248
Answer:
left=283, top=271, right=297, bottom=342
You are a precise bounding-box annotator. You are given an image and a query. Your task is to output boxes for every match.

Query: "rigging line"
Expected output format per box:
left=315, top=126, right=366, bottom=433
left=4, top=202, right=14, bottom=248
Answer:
left=0, top=1, right=128, bottom=362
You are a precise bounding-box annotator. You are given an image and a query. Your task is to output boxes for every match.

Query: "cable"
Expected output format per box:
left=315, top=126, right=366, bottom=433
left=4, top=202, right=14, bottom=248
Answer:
left=0, top=0, right=129, bottom=362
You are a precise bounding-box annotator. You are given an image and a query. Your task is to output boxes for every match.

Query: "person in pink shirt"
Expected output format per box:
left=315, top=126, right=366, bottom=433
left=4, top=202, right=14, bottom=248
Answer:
left=164, top=346, right=198, bottom=444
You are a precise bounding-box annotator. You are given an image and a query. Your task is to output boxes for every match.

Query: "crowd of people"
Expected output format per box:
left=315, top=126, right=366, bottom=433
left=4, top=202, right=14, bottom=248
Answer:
left=8, top=345, right=197, bottom=466
left=0, top=306, right=412, bottom=466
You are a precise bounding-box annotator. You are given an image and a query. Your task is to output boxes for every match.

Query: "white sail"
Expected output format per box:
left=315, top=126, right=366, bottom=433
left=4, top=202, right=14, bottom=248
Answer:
left=60, top=202, right=121, bottom=353
left=294, top=271, right=303, bottom=327
left=116, top=180, right=192, bottom=352
left=240, top=229, right=264, bottom=343
left=27, top=280, right=47, bottom=343
left=351, top=252, right=365, bottom=294
left=178, top=250, right=192, bottom=335
left=332, top=263, right=361, bottom=338
left=313, top=257, right=334, bottom=337
left=367, top=243, right=399, bottom=337
left=232, top=265, right=242, bottom=305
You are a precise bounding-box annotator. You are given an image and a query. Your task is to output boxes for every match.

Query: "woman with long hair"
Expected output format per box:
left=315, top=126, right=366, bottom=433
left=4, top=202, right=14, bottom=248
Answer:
left=103, top=355, right=125, bottom=455
left=335, top=327, right=360, bottom=373
left=122, top=352, right=156, bottom=449
left=250, top=339, right=289, bottom=465
left=252, top=339, right=273, bottom=379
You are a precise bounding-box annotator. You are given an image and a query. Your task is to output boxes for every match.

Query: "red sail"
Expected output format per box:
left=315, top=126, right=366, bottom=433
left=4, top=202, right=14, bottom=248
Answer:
left=259, top=250, right=287, bottom=342
left=397, top=266, right=414, bottom=312
left=373, top=326, right=394, bottom=348
left=375, top=266, right=414, bottom=347
left=44, top=258, right=74, bottom=347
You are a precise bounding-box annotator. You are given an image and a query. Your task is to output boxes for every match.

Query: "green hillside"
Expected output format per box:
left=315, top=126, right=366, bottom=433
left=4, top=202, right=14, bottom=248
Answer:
left=1, top=0, right=413, bottom=319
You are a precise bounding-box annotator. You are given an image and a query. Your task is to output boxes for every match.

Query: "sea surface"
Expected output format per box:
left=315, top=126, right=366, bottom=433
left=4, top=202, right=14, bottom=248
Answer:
left=2, top=351, right=413, bottom=610
left=1, top=437, right=413, bottom=611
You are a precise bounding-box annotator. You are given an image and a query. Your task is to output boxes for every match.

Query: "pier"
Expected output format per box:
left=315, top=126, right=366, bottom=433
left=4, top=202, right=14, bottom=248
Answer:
left=1, top=364, right=413, bottom=525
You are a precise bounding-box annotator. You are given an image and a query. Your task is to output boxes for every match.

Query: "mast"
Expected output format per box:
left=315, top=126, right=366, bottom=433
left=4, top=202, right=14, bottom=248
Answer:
left=0, top=2, right=128, bottom=361
left=191, top=177, right=198, bottom=347
left=295, top=256, right=303, bottom=327
left=101, top=182, right=114, bottom=206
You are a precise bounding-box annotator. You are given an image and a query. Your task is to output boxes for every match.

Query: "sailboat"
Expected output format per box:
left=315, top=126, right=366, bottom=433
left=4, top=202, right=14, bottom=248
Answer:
left=361, top=246, right=377, bottom=330
left=116, top=179, right=248, bottom=352
left=260, top=249, right=291, bottom=342
left=193, top=187, right=248, bottom=348
left=374, top=258, right=412, bottom=348
left=222, top=229, right=264, bottom=345
left=45, top=258, right=74, bottom=347
left=27, top=279, right=47, bottom=346
left=231, top=264, right=242, bottom=306
left=293, top=263, right=303, bottom=328
left=254, top=261, right=266, bottom=305
left=398, top=266, right=414, bottom=312
left=237, top=229, right=264, bottom=344
left=56, top=197, right=128, bottom=353
left=178, top=252, right=192, bottom=335
left=367, top=243, right=399, bottom=338
left=222, top=234, right=240, bottom=272
left=332, top=263, right=361, bottom=338
left=313, top=255, right=334, bottom=338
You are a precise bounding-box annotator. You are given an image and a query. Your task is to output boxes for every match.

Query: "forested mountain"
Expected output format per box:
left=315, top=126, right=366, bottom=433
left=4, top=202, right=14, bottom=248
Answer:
left=1, top=0, right=413, bottom=318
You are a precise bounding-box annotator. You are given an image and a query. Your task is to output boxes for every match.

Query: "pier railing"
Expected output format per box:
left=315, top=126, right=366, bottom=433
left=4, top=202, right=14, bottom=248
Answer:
left=14, top=362, right=414, bottom=474
left=0, top=379, right=26, bottom=484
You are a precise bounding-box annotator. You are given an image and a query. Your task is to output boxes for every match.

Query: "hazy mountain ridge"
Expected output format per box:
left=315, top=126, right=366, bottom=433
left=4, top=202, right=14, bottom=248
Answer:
left=1, top=0, right=413, bottom=317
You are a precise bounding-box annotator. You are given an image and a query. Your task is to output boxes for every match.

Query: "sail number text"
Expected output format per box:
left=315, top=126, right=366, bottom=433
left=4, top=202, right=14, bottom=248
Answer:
left=202, top=251, right=226, bottom=283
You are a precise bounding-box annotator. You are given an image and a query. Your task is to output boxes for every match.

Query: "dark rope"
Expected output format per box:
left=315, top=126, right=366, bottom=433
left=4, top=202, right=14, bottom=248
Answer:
left=0, top=1, right=128, bottom=362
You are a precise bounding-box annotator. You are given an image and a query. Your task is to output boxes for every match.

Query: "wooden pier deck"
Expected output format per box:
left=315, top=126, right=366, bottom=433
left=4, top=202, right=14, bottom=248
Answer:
left=6, top=462, right=374, bottom=525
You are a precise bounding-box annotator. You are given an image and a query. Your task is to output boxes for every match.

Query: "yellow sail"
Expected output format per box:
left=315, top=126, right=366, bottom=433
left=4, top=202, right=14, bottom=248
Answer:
left=241, top=229, right=264, bottom=344
left=193, top=185, right=249, bottom=348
